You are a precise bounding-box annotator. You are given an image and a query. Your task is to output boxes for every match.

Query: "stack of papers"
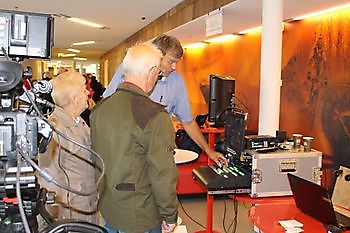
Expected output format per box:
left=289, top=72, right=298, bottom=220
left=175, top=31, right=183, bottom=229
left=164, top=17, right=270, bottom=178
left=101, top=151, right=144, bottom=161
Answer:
left=174, top=225, right=188, bottom=233
left=279, top=220, right=304, bottom=233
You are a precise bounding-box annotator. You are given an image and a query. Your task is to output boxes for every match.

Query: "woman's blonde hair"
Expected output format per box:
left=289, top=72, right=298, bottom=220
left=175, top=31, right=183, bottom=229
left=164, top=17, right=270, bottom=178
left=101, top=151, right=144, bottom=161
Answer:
left=51, top=71, right=86, bottom=107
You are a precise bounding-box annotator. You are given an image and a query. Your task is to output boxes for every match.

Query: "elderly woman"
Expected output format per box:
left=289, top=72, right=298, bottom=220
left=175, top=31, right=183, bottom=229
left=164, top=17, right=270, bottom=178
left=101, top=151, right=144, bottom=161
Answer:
left=38, top=71, right=98, bottom=224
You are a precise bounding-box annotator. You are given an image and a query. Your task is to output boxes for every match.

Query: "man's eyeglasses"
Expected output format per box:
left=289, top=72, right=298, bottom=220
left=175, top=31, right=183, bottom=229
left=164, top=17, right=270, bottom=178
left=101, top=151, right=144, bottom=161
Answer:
left=162, top=56, right=180, bottom=66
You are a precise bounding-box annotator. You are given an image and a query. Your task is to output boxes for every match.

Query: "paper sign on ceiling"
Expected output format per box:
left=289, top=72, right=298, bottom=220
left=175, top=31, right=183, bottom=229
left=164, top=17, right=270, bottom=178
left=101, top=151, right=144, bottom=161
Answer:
left=206, top=9, right=223, bottom=37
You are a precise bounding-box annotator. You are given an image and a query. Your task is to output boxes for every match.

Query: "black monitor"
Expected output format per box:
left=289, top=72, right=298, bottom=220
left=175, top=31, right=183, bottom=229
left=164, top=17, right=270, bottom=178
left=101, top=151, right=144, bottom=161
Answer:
left=224, top=110, right=247, bottom=160
left=0, top=9, right=54, bottom=60
left=208, top=74, right=235, bottom=127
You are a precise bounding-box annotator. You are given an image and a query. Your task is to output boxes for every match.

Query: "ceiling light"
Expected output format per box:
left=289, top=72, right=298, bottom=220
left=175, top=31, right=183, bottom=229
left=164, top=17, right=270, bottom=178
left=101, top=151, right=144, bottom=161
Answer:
left=184, top=42, right=207, bottom=49
left=74, top=57, right=87, bottom=61
left=183, top=42, right=208, bottom=49
left=72, top=41, right=95, bottom=46
left=205, top=34, right=236, bottom=43
left=60, top=53, right=76, bottom=57
left=67, top=17, right=104, bottom=29
left=293, top=3, right=350, bottom=21
left=67, top=48, right=80, bottom=53
left=238, top=26, right=262, bottom=35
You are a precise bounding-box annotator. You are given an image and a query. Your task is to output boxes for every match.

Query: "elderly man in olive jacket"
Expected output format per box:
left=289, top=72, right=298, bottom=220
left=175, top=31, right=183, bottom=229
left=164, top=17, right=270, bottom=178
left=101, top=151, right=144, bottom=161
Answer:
left=90, top=43, right=178, bottom=233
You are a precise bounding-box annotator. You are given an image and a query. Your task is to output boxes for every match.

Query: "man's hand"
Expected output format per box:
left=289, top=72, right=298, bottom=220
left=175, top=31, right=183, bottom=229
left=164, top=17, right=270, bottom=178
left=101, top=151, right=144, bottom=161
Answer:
left=162, top=220, right=177, bottom=233
left=181, top=120, right=228, bottom=168
left=207, top=149, right=228, bottom=168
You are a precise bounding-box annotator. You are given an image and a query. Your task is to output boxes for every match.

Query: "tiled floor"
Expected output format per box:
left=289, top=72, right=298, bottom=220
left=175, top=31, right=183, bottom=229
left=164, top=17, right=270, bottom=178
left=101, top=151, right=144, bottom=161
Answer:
left=177, top=194, right=254, bottom=233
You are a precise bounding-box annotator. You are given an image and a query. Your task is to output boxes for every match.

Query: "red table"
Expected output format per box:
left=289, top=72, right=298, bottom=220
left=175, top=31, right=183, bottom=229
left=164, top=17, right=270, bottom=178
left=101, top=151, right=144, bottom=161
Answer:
left=194, top=127, right=295, bottom=233
left=249, top=200, right=350, bottom=233
left=230, top=194, right=294, bottom=205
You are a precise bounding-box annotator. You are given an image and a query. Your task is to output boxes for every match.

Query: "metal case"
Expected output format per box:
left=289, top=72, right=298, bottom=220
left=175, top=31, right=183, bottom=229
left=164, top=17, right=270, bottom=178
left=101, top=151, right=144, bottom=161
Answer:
left=249, top=149, right=322, bottom=198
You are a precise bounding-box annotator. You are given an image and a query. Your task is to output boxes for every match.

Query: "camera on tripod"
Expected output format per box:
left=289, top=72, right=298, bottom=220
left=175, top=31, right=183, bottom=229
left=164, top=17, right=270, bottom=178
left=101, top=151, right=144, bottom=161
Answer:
left=0, top=9, right=54, bottom=231
left=0, top=60, right=52, bottom=233
left=0, top=9, right=106, bottom=233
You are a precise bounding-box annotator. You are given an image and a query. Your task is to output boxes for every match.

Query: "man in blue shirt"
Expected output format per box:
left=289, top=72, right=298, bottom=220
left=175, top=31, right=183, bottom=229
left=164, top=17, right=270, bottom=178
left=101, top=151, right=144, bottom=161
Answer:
left=103, top=35, right=228, bottom=167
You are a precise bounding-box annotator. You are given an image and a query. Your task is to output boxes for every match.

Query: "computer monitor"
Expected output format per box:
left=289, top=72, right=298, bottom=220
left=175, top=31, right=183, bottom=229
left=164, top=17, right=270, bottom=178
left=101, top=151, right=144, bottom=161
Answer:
left=224, top=110, right=247, bottom=160
left=208, top=74, right=235, bottom=127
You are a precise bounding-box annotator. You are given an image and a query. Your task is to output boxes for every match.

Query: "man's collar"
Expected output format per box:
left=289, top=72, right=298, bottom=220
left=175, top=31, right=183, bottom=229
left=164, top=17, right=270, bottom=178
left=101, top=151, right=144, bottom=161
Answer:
left=118, top=83, right=148, bottom=98
left=122, top=81, right=144, bottom=91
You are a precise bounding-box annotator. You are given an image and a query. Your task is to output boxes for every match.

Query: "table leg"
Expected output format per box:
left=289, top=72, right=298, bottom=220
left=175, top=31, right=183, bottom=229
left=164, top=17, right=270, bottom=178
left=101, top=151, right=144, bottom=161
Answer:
left=195, top=128, right=223, bottom=233
left=195, top=194, right=220, bottom=233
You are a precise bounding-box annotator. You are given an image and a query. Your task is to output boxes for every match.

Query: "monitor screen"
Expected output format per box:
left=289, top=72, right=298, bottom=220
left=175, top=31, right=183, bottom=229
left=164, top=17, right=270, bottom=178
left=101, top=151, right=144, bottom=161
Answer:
left=208, top=74, right=235, bottom=127
left=224, top=110, right=247, bottom=159
left=0, top=9, right=54, bottom=60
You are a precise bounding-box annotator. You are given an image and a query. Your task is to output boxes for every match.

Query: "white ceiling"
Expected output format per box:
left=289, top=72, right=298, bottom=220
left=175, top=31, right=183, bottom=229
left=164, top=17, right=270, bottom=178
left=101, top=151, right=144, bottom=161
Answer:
left=0, top=0, right=183, bottom=59
left=1, top=0, right=350, bottom=60
left=169, top=0, right=350, bottom=46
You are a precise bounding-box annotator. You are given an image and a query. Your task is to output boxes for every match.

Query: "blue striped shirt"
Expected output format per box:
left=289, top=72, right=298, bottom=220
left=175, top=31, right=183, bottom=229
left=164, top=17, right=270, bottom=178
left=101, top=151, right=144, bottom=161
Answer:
left=103, top=64, right=193, bottom=123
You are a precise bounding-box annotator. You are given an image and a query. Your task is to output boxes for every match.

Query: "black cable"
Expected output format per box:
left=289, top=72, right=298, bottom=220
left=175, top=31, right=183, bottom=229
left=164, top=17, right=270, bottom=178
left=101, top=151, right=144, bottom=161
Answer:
left=223, top=199, right=228, bottom=233
left=221, top=197, right=234, bottom=233
left=234, top=96, right=250, bottom=114
left=178, top=197, right=206, bottom=229
left=40, top=219, right=107, bottom=233
left=232, top=195, right=238, bottom=233
left=56, top=135, right=72, bottom=219
left=38, top=188, right=55, bottom=224
left=16, top=153, right=31, bottom=233
left=225, top=191, right=239, bottom=233
left=226, top=198, right=235, bottom=233
left=21, top=86, right=105, bottom=196
left=18, top=140, right=95, bottom=197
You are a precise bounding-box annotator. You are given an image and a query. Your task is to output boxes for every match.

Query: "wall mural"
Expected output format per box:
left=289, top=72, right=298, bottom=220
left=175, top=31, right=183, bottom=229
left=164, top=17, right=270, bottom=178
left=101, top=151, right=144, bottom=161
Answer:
left=322, top=84, right=350, bottom=168
left=281, top=12, right=350, bottom=171
left=177, top=9, right=350, bottom=179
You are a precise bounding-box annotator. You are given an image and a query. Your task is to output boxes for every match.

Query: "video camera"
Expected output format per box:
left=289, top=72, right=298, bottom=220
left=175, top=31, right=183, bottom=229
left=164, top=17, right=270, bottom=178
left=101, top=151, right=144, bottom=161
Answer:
left=0, top=9, right=106, bottom=233
left=0, top=60, right=52, bottom=232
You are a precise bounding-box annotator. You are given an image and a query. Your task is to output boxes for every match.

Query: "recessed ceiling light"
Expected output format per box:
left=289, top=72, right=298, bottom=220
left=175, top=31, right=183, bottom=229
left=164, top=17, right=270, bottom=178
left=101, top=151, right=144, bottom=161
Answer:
left=59, top=53, right=76, bottom=57
left=293, top=3, right=350, bottom=21
left=183, top=42, right=208, bottom=49
left=67, top=48, right=80, bottom=53
left=72, top=41, right=96, bottom=46
left=67, top=17, right=105, bottom=29
left=205, top=34, right=236, bottom=43
left=74, top=57, right=87, bottom=61
left=238, top=26, right=262, bottom=35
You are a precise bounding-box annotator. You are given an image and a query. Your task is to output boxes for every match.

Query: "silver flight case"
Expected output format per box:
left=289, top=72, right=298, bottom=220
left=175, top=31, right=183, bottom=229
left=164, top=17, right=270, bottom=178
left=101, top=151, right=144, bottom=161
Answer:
left=249, top=149, right=322, bottom=198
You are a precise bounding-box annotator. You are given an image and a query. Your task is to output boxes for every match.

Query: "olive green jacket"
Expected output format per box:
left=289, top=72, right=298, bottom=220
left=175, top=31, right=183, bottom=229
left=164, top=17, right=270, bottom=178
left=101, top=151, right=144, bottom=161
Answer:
left=90, top=84, right=179, bottom=233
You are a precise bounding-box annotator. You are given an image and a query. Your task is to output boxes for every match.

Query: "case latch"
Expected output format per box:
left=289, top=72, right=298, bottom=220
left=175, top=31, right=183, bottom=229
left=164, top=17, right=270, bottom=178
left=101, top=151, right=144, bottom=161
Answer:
left=252, top=169, right=262, bottom=184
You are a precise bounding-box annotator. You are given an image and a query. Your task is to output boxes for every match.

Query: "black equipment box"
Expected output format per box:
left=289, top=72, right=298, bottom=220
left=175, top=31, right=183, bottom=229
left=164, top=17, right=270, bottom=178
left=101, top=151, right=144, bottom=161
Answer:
left=244, top=135, right=276, bottom=149
left=192, top=164, right=251, bottom=194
